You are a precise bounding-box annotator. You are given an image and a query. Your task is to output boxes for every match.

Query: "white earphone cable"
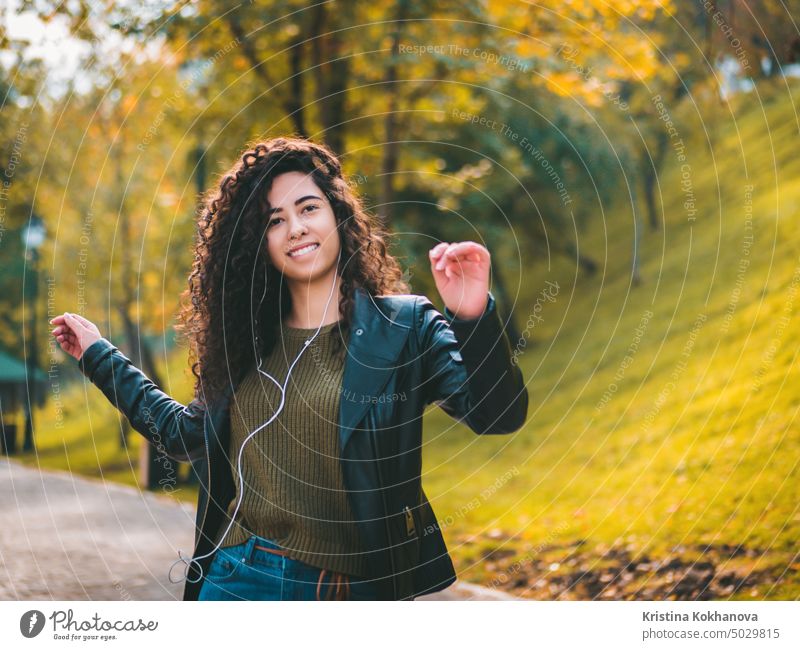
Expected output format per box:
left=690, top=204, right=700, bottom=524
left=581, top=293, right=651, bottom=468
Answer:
left=169, top=249, right=342, bottom=585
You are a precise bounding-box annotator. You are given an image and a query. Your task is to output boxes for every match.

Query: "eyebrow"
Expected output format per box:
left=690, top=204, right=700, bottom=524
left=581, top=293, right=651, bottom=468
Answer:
left=267, top=195, right=322, bottom=216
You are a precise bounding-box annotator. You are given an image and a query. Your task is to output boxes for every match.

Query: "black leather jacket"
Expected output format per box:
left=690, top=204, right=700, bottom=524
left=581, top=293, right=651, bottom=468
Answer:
left=77, top=287, right=528, bottom=600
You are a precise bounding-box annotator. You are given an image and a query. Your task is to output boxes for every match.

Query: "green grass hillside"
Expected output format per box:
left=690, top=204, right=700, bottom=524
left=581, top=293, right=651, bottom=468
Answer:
left=19, top=77, right=800, bottom=600
left=422, top=76, right=800, bottom=600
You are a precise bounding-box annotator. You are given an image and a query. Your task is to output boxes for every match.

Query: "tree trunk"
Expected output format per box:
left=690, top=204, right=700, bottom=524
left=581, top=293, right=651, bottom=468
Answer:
left=191, top=142, right=207, bottom=208
left=310, top=2, right=351, bottom=154
left=225, top=13, right=308, bottom=138
left=641, top=129, right=668, bottom=231
left=114, top=136, right=131, bottom=450
left=561, top=240, right=598, bottom=275
left=287, top=33, right=307, bottom=138
left=113, top=122, right=171, bottom=489
left=629, top=171, right=642, bottom=286
left=117, top=304, right=176, bottom=490
left=379, top=0, right=411, bottom=223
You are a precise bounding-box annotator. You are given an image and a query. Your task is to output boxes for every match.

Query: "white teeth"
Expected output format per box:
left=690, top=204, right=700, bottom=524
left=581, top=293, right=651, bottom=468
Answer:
left=288, top=243, right=319, bottom=257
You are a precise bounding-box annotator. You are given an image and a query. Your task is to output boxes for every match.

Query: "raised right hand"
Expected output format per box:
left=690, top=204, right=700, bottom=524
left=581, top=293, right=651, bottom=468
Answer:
left=50, top=312, right=102, bottom=361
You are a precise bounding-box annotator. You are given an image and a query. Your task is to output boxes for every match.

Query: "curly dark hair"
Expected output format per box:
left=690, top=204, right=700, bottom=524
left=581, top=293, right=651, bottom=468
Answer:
left=176, top=136, right=410, bottom=404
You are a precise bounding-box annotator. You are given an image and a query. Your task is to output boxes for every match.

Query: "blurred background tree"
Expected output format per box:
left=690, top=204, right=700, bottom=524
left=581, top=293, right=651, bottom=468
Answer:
left=1, top=0, right=791, bottom=472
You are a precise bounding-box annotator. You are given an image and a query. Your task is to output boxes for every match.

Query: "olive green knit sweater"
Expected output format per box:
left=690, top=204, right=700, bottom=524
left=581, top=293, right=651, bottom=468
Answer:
left=216, top=319, right=370, bottom=578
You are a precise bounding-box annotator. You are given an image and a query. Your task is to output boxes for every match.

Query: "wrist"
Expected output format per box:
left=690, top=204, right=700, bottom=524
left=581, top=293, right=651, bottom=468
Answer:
left=444, top=293, right=490, bottom=322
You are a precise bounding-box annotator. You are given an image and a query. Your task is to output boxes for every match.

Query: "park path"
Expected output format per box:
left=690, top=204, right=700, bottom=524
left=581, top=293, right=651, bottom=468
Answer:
left=0, top=459, right=516, bottom=601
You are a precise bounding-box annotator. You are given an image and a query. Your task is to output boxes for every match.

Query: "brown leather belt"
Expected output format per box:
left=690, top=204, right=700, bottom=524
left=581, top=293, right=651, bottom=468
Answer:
left=253, top=544, right=351, bottom=600
left=254, top=544, right=289, bottom=556
left=316, top=569, right=350, bottom=601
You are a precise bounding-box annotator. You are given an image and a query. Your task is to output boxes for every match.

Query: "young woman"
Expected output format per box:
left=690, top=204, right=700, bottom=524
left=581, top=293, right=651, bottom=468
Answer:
left=50, top=136, right=528, bottom=601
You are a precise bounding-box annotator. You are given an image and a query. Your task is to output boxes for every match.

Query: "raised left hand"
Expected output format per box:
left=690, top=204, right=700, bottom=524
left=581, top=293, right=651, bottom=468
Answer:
left=429, top=241, right=491, bottom=320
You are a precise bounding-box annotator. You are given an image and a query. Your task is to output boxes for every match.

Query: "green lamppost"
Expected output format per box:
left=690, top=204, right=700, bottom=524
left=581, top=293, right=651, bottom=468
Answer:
left=21, top=213, right=46, bottom=453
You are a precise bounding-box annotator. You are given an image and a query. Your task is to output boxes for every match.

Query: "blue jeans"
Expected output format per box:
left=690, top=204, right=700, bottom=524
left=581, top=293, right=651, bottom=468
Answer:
left=197, top=535, right=386, bottom=601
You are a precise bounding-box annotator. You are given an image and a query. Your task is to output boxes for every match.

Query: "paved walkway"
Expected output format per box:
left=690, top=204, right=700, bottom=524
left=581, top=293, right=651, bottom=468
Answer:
left=0, top=460, right=516, bottom=601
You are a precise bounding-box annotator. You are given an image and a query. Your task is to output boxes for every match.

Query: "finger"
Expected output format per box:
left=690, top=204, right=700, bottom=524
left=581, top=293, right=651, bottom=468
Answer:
left=65, top=312, right=89, bottom=327
left=446, top=244, right=490, bottom=268
left=63, top=313, right=83, bottom=330
left=429, top=242, right=449, bottom=261
left=444, top=263, right=464, bottom=279
left=444, top=241, right=486, bottom=261
left=58, top=332, right=76, bottom=343
left=70, top=313, right=94, bottom=327
left=443, top=249, right=484, bottom=265
left=435, top=243, right=460, bottom=270
left=439, top=243, right=476, bottom=270
left=50, top=315, right=65, bottom=325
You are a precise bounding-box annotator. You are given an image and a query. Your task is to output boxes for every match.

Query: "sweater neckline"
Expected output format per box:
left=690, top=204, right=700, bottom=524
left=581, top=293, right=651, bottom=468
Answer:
left=280, top=319, right=343, bottom=338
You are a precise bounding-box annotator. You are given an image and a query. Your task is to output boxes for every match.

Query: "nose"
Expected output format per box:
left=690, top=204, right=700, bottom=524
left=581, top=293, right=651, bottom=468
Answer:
left=288, top=213, right=309, bottom=240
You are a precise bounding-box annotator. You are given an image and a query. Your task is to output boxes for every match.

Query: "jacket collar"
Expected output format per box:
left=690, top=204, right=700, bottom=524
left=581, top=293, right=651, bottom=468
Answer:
left=339, top=287, right=412, bottom=452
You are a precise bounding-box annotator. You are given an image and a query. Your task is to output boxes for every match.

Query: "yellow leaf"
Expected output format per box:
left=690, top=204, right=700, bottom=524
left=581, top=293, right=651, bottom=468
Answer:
left=514, top=39, right=551, bottom=59
left=122, top=94, right=138, bottom=112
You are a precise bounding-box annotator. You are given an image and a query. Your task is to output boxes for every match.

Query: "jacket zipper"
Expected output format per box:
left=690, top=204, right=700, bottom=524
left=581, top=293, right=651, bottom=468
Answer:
left=404, top=505, right=416, bottom=537
left=370, top=429, right=398, bottom=598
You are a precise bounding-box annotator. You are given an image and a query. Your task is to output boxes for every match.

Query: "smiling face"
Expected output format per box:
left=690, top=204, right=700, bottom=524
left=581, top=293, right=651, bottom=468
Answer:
left=264, top=171, right=342, bottom=285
